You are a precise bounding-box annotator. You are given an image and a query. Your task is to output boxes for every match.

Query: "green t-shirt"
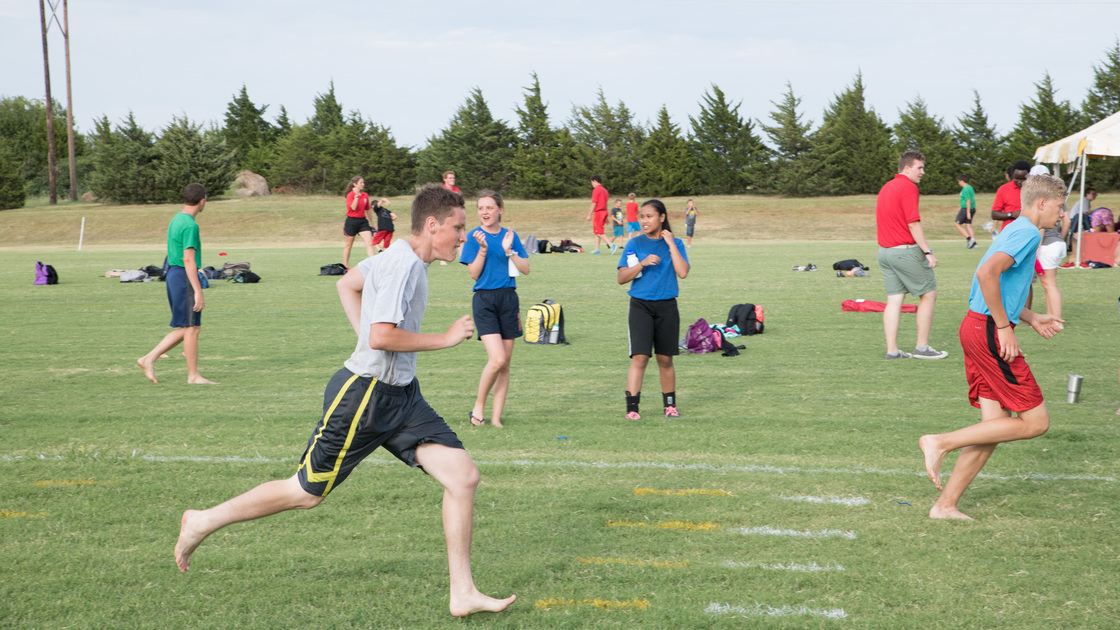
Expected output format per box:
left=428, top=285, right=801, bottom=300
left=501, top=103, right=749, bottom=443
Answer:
left=959, top=184, right=976, bottom=210
left=167, top=212, right=201, bottom=267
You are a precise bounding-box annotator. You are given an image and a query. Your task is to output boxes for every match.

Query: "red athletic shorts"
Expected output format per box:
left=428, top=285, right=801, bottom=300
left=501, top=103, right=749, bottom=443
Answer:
left=593, top=210, right=608, bottom=235
left=959, top=310, right=1044, bottom=412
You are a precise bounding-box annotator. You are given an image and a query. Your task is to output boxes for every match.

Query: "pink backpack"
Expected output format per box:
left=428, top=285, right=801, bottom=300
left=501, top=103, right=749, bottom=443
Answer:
left=684, top=318, right=719, bottom=354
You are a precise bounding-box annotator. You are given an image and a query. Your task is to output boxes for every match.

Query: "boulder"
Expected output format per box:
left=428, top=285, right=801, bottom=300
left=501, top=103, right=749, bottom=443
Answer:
left=234, top=170, right=270, bottom=197
left=81, top=191, right=97, bottom=202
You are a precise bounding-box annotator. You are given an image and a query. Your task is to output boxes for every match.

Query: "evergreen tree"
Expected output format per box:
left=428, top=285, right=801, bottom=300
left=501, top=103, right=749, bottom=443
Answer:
left=639, top=106, right=696, bottom=197
left=893, top=96, right=960, bottom=195
left=321, top=113, right=415, bottom=195
left=269, top=124, right=326, bottom=194
left=416, top=88, right=516, bottom=193
left=761, top=82, right=815, bottom=196
left=568, top=89, right=646, bottom=193
left=0, top=140, right=25, bottom=210
left=274, top=105, right=293, bottom=138
left=86, top=113, right=158, bottom=204
left=1081, top=40, right=1120, bottom=189
left=809, top=73, right=894, bottom=196
left=0, top=95, right=84, bottom=197
left=510, top=73, right=582, bottom=199
left=1003, top=72, right=1078, bottom=166
left=953, top=91, right=1005, bottom=192
left=222, top=85, right=274, bottom=172
left=311, top=82, right=345, bottom=136
left=154, top=116, right=237, bottom=202
left=688, top=84, right=769, bottom=193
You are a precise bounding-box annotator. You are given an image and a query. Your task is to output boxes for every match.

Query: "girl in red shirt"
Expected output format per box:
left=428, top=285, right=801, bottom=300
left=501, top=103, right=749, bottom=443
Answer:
left=342, top=176, right=375, bottom=268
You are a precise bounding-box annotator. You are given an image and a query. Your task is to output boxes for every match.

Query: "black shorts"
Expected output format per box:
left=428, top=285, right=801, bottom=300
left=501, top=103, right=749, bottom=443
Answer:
left=165, top=266, right=201, bottom=328
left=343, top=216, right=373, bottom=237
left=296, top=369, right=464, bottom=497
left=472, top=287, right=522, bottom=339
left=628, top=297, right=680, bottom=357
left=955, top=208, right=974, bottom=225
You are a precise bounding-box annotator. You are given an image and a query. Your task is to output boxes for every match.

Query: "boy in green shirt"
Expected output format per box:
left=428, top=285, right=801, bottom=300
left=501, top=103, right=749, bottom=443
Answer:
left=955, top=174, right=978, bottom=249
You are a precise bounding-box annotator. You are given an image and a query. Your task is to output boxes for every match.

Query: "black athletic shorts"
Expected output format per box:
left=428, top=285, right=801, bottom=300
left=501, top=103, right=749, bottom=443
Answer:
left=955, top=207, right=974, bottom=225
left=343, top=216, right=374, bottom=237
left=296, top=369, right=464, bottom=497
left=627, top=296, right=680, bottom=357
left=472, top=287, right=522, bottom=339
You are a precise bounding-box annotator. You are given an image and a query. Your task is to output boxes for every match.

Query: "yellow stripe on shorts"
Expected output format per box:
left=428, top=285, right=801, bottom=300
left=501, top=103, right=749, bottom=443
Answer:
left=299, top=374, right=377, bottom=494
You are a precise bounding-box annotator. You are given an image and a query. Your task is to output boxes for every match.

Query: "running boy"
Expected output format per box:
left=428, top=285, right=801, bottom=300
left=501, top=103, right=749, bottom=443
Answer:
left=955, top=175, right=977, bottom=249
left=371, top=197, right=397, bottom=252
left=610, top=198, right=625, bottom=252
left=918, top=174, right=1066, bottom=520
left=625, top=193, right=640, bottom=240
left=617, top=199, right=690, bottom=419
left=174, top=184, right=516, bottom=617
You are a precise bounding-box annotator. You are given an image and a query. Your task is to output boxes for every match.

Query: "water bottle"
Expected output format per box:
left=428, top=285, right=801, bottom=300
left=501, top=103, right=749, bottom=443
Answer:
left=626, top=252, right=642, bottom=278
left=549, top=324, right=559, bottom=344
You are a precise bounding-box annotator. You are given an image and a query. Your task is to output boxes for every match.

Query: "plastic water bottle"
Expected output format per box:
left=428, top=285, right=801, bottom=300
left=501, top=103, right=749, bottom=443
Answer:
left=626, top=252, right=642, bottom=278
left=549, top=324, right=559, bottom=344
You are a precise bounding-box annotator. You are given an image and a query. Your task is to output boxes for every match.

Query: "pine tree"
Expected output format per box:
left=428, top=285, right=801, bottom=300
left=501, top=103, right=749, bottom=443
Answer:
left=321, top=113, right=415, bottom=195
left=86, top=113, right=158, bottom=204
left=311, top=82, right=345, bottom=137
left=0, top=95, right=83, bottom=197
left=639, top=106, right=696, bottom=197
left=0, top=140, right=25, bottom=210
left=510, top=73, right=581, bottom=199
left=222, top=85, right=274, bottom=172
left=1003, top=72, right=1078, bottom=167
left=1080, top=40, right=1120, bottom=189
left=568, top=90, right=646, bottom=193
left=893, top=97, right=960, bottom=195
left=809, top=73, right=894, bottom=195
left=154, top=116, right=237, bottom=202
left=761, top=82, right=815, bottom=196
left=688, top=84, right=769, bottom=194
left=274, top=106, right=292, bottom=139
left=953, top=91, right=1005, bottom=192
left=416, top=88, right=515, bottom=193
left=269, top=124, right=326, bottom=194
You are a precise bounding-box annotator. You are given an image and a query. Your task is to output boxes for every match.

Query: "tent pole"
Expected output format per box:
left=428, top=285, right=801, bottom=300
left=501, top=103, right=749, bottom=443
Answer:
left=1075, top=153, right=1087, bottom=267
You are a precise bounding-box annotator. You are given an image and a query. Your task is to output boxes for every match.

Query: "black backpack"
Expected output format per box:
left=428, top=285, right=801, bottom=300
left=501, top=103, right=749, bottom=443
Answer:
left=320, top=263, right=347, bottom=276
left=228, top=270, right=261, bottom=283
left=726, top=303, right=764, bottom=336
left=833, top=259, right=868, bottom=271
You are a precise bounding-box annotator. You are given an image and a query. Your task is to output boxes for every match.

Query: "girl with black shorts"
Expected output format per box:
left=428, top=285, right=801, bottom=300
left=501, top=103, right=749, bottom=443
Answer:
left=341, top=176, right=375, bottom=268
left=459, top=190, right=530, bottom=427
left=616, top=199, right=690, bottom=419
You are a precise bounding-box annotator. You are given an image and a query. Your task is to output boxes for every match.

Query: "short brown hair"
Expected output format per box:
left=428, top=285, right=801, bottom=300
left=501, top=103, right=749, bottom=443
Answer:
left=442, top=171, right=455, bottom=179
left=1020, top=174, right=1066, bottom=211
left=183, top=183, right=206, bottom=205
left=411, top=183, right=464, bottom=234
left=898, top=150, right=925, bottom=173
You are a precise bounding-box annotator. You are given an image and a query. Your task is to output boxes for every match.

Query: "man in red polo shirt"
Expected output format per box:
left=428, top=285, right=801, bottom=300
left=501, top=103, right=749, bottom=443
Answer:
left=991, top=161, right=1030, bottom=232
left=442, top=171, right=460, bottom=193
left=876, top=150, right=948, bottom=360
left=585, top=175, right=611, bottom=254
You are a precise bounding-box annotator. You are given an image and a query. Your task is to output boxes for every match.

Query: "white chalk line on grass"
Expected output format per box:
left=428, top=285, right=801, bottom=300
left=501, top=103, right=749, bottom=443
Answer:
left=780, top=494, right=870, bottom=506
left=1, top=453, right=1115, bottom=484
left=705, top=602, right=847, bottom=619
left=724, top=560, right=845, bottom=572
left=732, top=525, right=857, bottom=540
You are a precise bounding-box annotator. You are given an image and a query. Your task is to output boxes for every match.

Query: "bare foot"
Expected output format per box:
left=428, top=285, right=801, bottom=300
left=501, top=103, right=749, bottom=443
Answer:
left=918, top=435, right=945, bottom=491
left=137, top=357, right=158, bottom=384
left=490, top=419, right=503, bottom=428
left=1115, top=407, right=1120, bottom=415
left=174, top=509, right=210, bottom=572
left=449, top=592, right=516, bottom=617
left=929, top=504, right=974, bottom=520
left=188, top=376, right=218, bottom=385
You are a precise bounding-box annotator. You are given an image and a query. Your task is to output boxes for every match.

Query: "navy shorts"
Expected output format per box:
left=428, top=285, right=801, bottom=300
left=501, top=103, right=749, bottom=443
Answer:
left=165, top=266, right=201, bottom=328
left=297, top=370, right=464, bottom=497
left=472, top=287, right=522, bottom=339
left=955, top=208, right=974, bottom=224
left=343, top=216, right=373, bottom=237
left=628, top=297, right=680, bottom=357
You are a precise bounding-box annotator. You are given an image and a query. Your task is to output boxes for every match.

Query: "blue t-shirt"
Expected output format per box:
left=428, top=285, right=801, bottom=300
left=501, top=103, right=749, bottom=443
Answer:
left=459, top=227, right=527, bottom=291
left=968, top=217, right=1040, bottom=324
left=617, top=234, right=688, bottom=301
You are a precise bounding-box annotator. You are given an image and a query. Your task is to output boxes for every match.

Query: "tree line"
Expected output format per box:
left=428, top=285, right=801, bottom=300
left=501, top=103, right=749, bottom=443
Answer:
left=2, top=41, right=1119, bottom=210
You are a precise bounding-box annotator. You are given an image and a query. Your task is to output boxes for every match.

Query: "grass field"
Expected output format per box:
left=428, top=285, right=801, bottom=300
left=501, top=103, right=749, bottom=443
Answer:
left=2, top=196, right=1119, bottom=628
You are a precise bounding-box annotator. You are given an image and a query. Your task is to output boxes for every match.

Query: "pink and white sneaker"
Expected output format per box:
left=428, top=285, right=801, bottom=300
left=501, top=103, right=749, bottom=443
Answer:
left=625, top=411, right=641, bottom=420
left=664, top=406, right=680, bottom=418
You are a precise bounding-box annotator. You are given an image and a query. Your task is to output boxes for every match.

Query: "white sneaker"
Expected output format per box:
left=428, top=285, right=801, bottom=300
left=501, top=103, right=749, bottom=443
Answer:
left=912, top=346, right=948, bottom=360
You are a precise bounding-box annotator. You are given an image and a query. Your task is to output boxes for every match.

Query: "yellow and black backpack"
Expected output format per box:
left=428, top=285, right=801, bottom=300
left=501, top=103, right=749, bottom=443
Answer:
left=524, top=299, right=567, bottom=344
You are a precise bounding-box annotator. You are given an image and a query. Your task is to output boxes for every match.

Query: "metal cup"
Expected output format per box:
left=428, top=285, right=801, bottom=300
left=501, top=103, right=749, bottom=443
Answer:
left=1066, top=374, right=1083, bottom=403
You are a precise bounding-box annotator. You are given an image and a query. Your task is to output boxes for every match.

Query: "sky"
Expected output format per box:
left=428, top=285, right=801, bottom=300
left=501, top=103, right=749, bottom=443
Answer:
left=3, top=0, right=1119, bottom=150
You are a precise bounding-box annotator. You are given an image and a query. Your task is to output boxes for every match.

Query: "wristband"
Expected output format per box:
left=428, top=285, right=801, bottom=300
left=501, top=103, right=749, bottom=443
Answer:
left=997, top=324, right=1011, bottom=329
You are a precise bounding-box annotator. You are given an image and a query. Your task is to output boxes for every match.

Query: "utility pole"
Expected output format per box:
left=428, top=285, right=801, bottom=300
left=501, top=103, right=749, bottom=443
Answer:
left=62, top=0, right=76, bottom=201
left=39, top=0, right=58, bottom=205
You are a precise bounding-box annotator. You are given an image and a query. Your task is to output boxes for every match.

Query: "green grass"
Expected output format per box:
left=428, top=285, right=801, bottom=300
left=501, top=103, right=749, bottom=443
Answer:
left=2, top=208, right=1120, bottom=628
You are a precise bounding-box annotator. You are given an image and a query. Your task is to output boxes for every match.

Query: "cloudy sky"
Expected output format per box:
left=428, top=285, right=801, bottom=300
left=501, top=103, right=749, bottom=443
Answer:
left=3, top=0, right=1118, bottom=149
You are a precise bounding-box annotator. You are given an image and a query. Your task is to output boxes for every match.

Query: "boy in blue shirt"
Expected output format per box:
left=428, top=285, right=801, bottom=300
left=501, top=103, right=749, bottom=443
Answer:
left=919, top=174, right=1067, bottom=520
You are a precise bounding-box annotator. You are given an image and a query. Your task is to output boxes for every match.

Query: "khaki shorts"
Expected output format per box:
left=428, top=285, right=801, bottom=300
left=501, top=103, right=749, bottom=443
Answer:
left=877, top=246, right=936, bottom=297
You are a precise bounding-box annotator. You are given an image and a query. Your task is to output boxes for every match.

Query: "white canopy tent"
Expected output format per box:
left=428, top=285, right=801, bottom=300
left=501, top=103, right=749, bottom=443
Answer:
left=1034, top=110, right=1120, bottom=266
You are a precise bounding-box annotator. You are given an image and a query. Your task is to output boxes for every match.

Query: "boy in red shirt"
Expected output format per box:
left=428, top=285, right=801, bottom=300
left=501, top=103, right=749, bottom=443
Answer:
left=585, top=175, right=611, bottom=254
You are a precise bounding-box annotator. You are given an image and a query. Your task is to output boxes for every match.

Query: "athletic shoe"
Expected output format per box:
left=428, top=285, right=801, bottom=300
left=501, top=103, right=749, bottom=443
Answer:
left=610, top=243, right=618, bottom=254
left=625, top=411, right=641, bottom=420
left=664, top=406, right=680, bottom=418
left=885, top=351, right=913, bottom=360
left=967, top=239, right=978, bottom=249
left=912, top=346, right=948, bottom=360
left=1060, top=261, right=1075, bottom=268
left=592, top=250, right=601, bottom=255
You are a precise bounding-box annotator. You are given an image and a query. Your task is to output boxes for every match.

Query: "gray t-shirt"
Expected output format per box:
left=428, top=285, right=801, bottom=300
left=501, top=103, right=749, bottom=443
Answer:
left=343, top=240, right=429, bottom=385
left=1041, top=223, right=1063, bottom=246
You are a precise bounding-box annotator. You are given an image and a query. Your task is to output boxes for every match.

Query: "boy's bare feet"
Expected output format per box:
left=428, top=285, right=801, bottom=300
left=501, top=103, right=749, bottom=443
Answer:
left=188, top=376, right=218, bottom=385
left=918, top=435, right=945, bottom=490
left=174, top=509, right=209, bottom=572
left=449, top=592, right=516, bottom=617
left=490, top=419, right=503, bottom=428
left=929, top=504, right=974, bottom=520
left=137, top=357, right=158, bottom=383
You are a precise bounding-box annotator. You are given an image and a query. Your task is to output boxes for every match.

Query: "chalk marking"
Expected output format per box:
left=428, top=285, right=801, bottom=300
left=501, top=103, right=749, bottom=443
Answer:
left=535, top=597, right=650, bottom=610
left=705, top=602, right=847, bottom=619
left=732, top=525, right=856, bottom=539
left=606, top=519, right=721, bottom=531
left=580, top=556, right=690, bottom=568
left=34, top=478, right=118, bottom=487
left=723, top=560, right=845, bottom=572
left=1, top=509, right=47, bottom=519
left=780, top=494, right=869, bottom=506
left=634, top=487, right=731, bottom=497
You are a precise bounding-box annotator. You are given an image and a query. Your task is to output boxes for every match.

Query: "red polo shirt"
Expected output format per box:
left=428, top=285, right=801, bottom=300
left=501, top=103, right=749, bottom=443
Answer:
left=876, top=174, right=921, bottom=247
left=992, top=180, right=1021, bottom=229
left=592, top=184, right=609, bottom=212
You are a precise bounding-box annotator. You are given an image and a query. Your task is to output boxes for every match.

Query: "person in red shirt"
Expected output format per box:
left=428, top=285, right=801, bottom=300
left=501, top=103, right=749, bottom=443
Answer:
left=991, top=161, right=1030, bottom=232
left=625, top=192, right=640, bottom=241
left=585, top=175, right=611, bottom=254
left=342, top=176, right=375, bottom=269
left=442, top=171, right=461, bottom=193
left=875, top=151, right=948, bottom=360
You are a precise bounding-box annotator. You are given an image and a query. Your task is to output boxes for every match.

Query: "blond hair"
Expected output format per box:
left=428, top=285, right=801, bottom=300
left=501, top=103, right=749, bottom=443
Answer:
left=1020, top=174, right=1066, bottom=211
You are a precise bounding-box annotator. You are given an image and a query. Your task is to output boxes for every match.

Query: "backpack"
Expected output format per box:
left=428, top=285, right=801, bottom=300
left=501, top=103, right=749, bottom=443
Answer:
left=684, top=318, right=719, bottom=354
left=320, top=263, right=347, bottom=276
left=35, top=261, right=58, bottom=285
left=726, top=303, right=765, bottom=335
left=202, top=266, right=223, bottom=280
left=551, top=239, right=583, bottom=253
left=119, top=270, right=148, bottom=283
left=221, top=261, right=251, bottom=279
left=229, top=270, right=261, bottom=283
left=524, top=299, right=567, bottom=344
left=833, top=259, right=868, bottom=271
left=143, top=265, right=164, bottom=279
left=537, top=239, right=551, bottom=254
left=523, top=234, right=539, bottom=255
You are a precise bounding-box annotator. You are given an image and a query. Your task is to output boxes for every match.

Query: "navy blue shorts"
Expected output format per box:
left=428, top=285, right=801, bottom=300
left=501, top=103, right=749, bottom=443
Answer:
left=472, top=287, right=522, bottom=339
left=628, top=297, right=680, bottom=357
left=297, top=370, right=464, bottom=497
left=165, top=266, right=201, bottom=328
